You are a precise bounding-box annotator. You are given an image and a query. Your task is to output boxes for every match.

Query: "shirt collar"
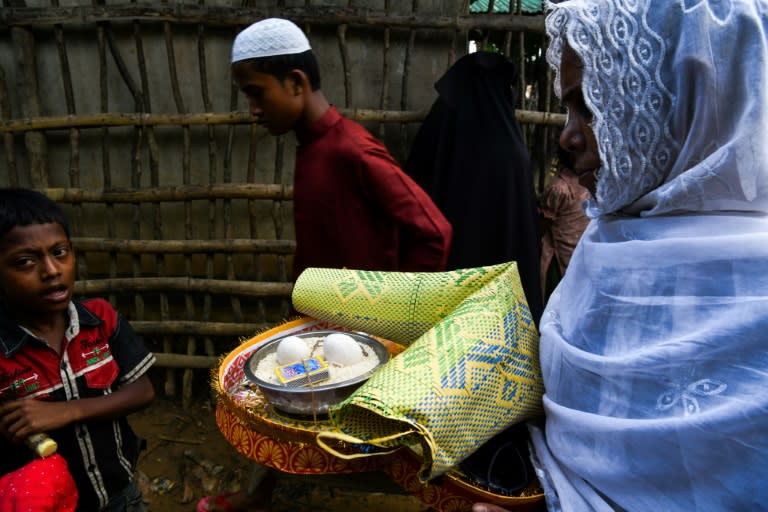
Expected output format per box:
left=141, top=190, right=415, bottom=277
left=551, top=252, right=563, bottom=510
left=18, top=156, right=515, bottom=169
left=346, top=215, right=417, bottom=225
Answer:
left=0, top=300, right=101, bottom=358
left=295, top=105, right=341, bottom=145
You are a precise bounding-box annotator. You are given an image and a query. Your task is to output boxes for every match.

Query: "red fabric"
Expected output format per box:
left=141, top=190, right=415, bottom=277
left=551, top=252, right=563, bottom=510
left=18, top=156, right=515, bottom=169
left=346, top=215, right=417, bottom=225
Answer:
left=292, top=106, right=452, bottom=279
left=0, top=299, right=154, bottom=510
left=0, top=299, right=121, bottom=405
left=0, top=454, right=78, bottom=512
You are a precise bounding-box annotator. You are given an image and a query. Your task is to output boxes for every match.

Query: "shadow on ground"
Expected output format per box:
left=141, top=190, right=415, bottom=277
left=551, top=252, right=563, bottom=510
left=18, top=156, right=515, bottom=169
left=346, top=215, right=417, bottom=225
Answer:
left=131, top=397, right=430, bottom=511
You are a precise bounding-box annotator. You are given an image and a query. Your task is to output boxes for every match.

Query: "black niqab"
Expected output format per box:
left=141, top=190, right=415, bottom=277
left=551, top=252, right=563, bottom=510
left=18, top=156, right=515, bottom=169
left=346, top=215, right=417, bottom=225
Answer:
left=404, top=51, right=543, bottom=324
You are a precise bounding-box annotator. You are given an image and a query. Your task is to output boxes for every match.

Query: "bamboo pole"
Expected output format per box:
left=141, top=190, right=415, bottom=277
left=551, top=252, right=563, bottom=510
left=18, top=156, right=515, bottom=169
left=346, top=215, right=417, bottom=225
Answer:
left=105, top=17, right=148, bottom=348
left=131, top=321, right=266, bottom=337
left=0, top=108, right=565, bottom=132
left=399, top=27, right=416, bottom=158
left=197, top=21, right=220, bottom=363
left=125, top=34, right=146, bottom=377
left=337, top=24, right=352, bottom=108
left=0, top=66, right=18, bottom=185
left=1, top=6, right=546, bottom=33
left=244, top=107, right=268, bottom=324
left=106, top=25, right=144, bottom=109
left=378, top=27, right=391, bottom=139
left=165, top=21, right=186, bottom=118
left=2, top=112, right=253, bottom=130
left=71, top=238, right=295, bottom=255
left=54, top=21, right=88, bottom=281
left=41, top=184, right=293, bottom=202
left=272, top=135, right=290, bottom=318
left=210, top=27, right=244, bottom=336
left=11, top=25, right=48, bottom=187
left=162, top=19, right=195, bottom=407
left=449, top=28, right=458, bottom=70
left=96, top=22, right=117, bottom=305
left=73, top=278, right=293, bottom=297
left=153, top=353, right=219, bottom=369
left=222, top=196, right=244, bottom=326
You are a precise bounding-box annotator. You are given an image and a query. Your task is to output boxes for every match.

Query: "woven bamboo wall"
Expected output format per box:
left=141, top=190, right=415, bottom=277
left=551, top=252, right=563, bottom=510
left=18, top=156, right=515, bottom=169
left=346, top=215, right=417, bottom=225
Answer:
left=0, top=0, right=565, bottom=407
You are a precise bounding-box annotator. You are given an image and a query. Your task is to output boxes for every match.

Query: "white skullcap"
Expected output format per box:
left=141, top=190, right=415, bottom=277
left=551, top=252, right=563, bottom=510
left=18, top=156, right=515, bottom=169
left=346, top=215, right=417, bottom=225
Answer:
left=231, top=18, right=312, bottom=63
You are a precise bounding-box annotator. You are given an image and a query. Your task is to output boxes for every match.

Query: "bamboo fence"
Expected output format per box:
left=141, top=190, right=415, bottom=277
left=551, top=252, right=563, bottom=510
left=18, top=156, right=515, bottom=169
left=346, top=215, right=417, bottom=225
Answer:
left=1, top=0, right=564, bottom=407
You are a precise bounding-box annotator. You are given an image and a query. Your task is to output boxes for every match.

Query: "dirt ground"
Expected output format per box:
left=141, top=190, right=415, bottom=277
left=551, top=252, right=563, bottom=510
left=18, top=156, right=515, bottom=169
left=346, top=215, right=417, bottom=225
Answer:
left=130, top=397, right=430, bottom=512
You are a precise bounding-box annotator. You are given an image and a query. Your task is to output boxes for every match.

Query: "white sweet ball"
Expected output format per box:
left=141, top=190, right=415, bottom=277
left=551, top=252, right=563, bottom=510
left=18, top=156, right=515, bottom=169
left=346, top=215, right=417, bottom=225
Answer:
left=323, top=332, right=364, bottom=366
left=275, top=336, right=311, bottom=364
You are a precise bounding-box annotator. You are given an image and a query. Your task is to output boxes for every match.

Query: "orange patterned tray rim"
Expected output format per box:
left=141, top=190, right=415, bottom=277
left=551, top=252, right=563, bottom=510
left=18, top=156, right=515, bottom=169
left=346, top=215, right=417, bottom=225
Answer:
left=215, top=317, right=545, bottom=509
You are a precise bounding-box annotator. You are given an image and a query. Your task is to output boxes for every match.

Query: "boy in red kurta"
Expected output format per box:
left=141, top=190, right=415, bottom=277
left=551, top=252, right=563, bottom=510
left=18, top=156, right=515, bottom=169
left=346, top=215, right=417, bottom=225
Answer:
left=231, top=18, right=452, bottom=282
left=292, top=105, right=452, bottom=277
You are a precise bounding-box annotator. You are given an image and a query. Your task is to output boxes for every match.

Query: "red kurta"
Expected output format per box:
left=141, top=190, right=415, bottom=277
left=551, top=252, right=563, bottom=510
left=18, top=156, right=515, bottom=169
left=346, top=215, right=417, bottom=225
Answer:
left=292, top=106, right=452, bottom=279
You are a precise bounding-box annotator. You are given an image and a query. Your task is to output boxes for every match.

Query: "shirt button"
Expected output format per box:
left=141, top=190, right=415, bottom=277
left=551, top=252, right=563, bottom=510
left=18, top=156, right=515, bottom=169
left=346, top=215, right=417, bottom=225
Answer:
left=88, top=465, right=96, bottom=473
left=60, top=362, right=67, bottom=370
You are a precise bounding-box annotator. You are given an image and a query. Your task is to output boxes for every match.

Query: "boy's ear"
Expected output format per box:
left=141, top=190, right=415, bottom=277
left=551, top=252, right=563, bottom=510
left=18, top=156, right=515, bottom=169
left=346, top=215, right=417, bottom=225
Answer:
left=287, top=69, right=309, bottom=95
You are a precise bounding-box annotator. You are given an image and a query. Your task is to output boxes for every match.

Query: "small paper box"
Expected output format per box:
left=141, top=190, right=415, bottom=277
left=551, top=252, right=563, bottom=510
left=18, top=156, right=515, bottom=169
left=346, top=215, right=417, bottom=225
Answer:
left=275, top=357, right=330, bottom=387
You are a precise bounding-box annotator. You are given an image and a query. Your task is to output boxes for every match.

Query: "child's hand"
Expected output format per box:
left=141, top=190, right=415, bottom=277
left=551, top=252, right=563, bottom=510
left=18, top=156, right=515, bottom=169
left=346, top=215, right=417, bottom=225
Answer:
left=0, top=399, right=74, bottom=442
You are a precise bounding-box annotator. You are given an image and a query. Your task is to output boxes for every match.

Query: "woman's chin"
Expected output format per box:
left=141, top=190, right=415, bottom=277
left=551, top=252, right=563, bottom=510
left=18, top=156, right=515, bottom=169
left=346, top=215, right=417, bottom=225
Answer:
left=577, top=170, right=598, bottom=196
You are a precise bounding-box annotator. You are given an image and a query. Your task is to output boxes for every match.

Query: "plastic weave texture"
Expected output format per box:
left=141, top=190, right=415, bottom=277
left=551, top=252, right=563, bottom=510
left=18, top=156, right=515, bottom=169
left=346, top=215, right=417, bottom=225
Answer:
left=292, top=262, right=544, bottom=480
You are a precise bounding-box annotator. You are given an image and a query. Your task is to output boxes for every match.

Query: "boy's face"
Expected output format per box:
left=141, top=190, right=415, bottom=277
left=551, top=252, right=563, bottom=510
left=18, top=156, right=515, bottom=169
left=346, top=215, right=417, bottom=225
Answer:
left=232, top=61, right=304, bottom=136
left=0, top=222, right=75, bottom=320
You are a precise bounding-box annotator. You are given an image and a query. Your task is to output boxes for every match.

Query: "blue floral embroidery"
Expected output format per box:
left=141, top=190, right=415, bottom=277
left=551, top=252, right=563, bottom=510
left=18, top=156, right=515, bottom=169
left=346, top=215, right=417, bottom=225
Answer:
left=656, top=378, right=727, bottom=416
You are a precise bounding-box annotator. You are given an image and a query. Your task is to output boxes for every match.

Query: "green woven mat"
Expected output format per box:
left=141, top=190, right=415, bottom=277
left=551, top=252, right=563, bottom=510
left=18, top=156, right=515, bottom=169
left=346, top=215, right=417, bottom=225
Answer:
left=292, top=263, right=544, bottom=481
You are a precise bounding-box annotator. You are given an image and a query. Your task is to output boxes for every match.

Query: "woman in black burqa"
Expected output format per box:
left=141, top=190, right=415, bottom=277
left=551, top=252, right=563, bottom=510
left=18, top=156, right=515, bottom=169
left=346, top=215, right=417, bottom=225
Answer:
left=404, top=51, right=543, bottom=324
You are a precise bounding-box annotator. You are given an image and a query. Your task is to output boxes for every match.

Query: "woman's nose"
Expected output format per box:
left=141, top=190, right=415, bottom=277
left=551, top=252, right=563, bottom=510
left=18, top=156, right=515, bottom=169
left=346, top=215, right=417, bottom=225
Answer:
left=559, top=115, right=585, bottom=153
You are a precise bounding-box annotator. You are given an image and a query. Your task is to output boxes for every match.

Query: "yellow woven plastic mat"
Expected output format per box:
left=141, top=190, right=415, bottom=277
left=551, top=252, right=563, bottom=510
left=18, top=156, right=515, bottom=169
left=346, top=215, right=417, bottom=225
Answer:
left=292, top=262, right=544, bottom=480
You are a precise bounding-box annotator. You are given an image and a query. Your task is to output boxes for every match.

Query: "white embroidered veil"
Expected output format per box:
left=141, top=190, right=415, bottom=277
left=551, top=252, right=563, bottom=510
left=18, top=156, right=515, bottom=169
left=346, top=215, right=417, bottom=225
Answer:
left=531, top=0, right=768, bottom=510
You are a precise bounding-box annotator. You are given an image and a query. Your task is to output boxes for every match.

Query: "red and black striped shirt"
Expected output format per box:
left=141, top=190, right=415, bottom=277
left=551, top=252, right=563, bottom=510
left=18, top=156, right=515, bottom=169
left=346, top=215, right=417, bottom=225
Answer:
left=0, top=298, right=155, bottom=511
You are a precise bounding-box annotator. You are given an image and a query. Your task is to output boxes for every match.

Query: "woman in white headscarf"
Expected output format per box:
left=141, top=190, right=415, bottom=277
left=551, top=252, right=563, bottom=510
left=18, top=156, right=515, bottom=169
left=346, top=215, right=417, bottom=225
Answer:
left=475, top=0, right=768, bottom=510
